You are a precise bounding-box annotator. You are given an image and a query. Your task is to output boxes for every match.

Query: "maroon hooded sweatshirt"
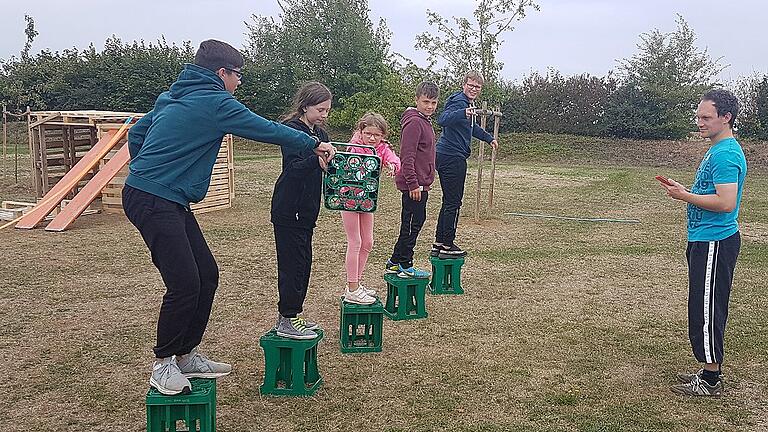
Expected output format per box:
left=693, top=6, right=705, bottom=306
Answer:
left=395, top=108, right=436, bottom=192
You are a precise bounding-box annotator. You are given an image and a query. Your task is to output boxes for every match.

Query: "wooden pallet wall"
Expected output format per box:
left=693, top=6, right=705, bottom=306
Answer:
left=29, top=111, right=234, bottom=216
left=101, top=134, right=234, bottom=214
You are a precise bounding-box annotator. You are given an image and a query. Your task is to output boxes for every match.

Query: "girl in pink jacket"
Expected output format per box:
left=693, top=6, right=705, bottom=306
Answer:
left=342, top=112, right=401, bottom=304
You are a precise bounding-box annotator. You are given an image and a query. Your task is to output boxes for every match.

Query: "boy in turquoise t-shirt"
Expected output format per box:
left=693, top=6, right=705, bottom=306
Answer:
left=659, top=89, right=746, bottom=397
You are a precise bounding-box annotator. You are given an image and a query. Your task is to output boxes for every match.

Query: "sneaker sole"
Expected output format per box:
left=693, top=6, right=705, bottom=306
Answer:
left=438, top=253, right=467, bottom=259
left=149, top=378, right=191, bottom=396
left=343, top=296, right=376, bottom=305
left=182, top=370, right=232, bottom=379
left=398, top=273, right=430, bottom=279
left=276, top=331, right=318, bottom=340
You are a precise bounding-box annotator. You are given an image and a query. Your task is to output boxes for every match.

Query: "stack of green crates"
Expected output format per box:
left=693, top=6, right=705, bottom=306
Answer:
left=324, top=143, right=381, bottom=213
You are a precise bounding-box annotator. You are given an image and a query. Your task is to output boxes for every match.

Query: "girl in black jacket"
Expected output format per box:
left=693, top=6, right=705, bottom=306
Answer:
left=271, top=81, right=332, bottom=340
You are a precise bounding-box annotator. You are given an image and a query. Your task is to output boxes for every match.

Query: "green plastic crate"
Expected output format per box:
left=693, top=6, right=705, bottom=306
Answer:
left=429, top=256, right=465, bottom=294
left=259, top=329, right=324, bottom=396
left=383, top=273, right=429, bottom=321
left=339, top=297, right=384, bottom=353
left=146, top=378, right=216, bottom=432
left=324, top=142, right=381, bottom=212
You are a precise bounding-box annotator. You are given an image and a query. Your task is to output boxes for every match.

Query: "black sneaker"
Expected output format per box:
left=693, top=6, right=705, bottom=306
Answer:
left=430, top=243, right=443, bottom=257
left=438, top=243, right=467, bottom=259
left=676, top=368, right=724, bottom=384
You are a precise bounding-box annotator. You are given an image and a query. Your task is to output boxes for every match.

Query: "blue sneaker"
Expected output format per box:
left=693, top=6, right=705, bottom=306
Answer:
left=397, top=264, right=431, bottom=279
left=385, top=259, right=399, bottom=274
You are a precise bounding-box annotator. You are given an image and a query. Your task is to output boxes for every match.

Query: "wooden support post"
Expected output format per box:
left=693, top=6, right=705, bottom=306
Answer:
left=2, top=104, right=6, bottom=179
left=27, top=108, right=36, bottom=190
left=487, top=106, right=500, bottom=214
left=40, top=125, right=49, bottom=196
left=474, top=101, right=488, bottom=222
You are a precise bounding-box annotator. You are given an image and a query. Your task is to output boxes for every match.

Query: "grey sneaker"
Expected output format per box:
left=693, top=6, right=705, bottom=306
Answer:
left=176, top=347, right=232, bottom=378
left=297, top=316, right=319, bottom=330
left=670, top=374, right=723, bottom=396
left=676, top=368, right=724, bottom=384
left=274, top=314, right=318, bottom=330
left=276, top=316, right=318, bottom=340
left=150, top=357, right=191, bottom=396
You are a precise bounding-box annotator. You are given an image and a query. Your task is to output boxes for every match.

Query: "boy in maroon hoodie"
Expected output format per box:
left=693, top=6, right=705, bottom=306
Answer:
left=385, top=82, right=440, bottom=278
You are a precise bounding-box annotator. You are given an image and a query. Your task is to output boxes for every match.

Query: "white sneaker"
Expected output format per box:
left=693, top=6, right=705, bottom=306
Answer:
left=344, top=287, right=376, bottom=305
left=359, top=284, right=376, bottom=297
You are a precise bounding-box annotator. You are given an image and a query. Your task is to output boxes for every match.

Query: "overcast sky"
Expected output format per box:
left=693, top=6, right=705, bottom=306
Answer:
left=1, top=0, right=766, bottom=83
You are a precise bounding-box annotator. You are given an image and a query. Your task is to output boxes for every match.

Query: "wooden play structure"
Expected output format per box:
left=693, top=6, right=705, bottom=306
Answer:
left=471, top=102, right=503, bottom=221
left=1, top=110, right=234, bottom=231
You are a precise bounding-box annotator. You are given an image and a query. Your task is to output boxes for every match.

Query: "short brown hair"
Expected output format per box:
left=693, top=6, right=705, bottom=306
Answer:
left=464, top=70, right=485, bottom=85
left=415, top=82, right=439, bottom=100
left=702, top=89, right=740, bottom=129
left=194, top=39, right=244, bottom=72
left=355, top=112, right=389, bottom=137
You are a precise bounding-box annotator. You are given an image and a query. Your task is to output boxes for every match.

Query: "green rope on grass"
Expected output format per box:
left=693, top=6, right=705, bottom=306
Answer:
left=504, top=212, right=640, bottom=224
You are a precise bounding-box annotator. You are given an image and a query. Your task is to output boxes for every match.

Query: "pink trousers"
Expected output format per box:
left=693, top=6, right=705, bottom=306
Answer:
left=341, top=211, right=374, bottom=284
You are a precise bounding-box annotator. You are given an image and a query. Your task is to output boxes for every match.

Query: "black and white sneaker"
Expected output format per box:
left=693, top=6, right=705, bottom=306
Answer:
left=438, top=243, right=467, bottom=259
left=430, top=243, right=443, bottom=257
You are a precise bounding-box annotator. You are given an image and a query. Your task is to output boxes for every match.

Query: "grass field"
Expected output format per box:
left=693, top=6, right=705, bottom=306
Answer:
left=1, top=129, right=767, bottom=431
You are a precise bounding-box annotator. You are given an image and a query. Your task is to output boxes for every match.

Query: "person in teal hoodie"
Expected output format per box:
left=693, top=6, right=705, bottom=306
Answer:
left=122, top=39, right=336, bottom=396
left=432, top=71, right=498, bottom=259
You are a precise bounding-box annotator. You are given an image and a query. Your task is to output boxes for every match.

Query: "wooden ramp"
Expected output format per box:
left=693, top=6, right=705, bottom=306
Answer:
left=45, top=145, right=130, bottom=231
left=14, top=119, right=132, bottom=229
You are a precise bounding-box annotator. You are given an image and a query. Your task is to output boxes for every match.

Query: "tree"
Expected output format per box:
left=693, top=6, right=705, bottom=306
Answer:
left=507, top=70, right=614, bottom=136
left=736, top=74, right=768, bottom=139
left=22, top=15, right=38, bottom=60
left=414, top=0, right=539, bottom=89
left=241, top=0, right=392, bottom=119
left=606, top=15, right=725, bottom=139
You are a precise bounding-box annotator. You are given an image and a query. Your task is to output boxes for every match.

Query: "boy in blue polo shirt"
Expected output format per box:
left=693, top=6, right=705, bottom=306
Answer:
left=659, top=89, right=746, bottom=397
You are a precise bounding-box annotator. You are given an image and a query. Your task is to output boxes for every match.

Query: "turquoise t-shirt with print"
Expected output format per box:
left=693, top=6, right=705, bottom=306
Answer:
left=687, top=137, right=747, bottom=242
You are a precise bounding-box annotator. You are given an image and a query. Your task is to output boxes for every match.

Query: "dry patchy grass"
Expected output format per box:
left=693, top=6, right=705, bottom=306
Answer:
left=0, top=139, right=767, bottom=432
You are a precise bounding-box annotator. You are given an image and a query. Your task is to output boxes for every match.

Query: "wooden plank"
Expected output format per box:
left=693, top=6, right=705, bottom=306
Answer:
left=2, top=201, right=36, bottom=209
left=46, top=144, right=130, bottom=231
left=13, top=125, right=128, bottom=230
left=28, top=113, right=61, bottom=129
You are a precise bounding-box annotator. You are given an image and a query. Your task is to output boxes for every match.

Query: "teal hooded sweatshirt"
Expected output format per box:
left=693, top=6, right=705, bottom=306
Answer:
left=126, top=64, right=317, bottom=208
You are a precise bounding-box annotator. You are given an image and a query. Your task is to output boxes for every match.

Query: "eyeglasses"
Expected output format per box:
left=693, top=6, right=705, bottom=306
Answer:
left=465, top=83, right=482, bottom=90
left=223, top=67, right=242, bottom=79
left=362, top=131, right=383, bottom=139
